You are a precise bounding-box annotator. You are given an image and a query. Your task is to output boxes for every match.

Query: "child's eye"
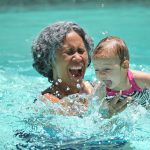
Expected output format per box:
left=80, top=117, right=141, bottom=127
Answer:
left=95, top=69, right=99, bottom=72
left=104, top=68, right=111, bottom=71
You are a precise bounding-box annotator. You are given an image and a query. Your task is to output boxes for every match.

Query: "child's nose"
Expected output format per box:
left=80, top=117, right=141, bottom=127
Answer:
left=99, top=71, right=107, bottom=78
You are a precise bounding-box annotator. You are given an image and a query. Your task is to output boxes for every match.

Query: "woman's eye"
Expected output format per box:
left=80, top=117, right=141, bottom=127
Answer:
left=66, top=49, right=75, bottom=55
left=78, top=48, right=85, bottom=54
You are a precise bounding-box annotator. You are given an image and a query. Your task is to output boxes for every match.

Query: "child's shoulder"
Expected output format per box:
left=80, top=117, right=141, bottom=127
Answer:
left=131, top=70, right=150, bottom=88
left=131, top=70, right=150, bottom=79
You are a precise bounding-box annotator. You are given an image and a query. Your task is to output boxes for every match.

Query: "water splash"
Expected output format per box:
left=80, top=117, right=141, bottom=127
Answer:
left=1, top=63, right=150, bottom=149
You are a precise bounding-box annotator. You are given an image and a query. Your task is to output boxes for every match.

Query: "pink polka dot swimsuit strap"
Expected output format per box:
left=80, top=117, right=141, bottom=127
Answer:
left=106, top=70, right=142, bottom=96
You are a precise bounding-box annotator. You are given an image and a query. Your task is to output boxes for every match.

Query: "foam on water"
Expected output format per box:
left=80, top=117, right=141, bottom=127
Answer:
left=0, top=62, right=150, bottom=149
left=1, top=4, right=150, bottom=149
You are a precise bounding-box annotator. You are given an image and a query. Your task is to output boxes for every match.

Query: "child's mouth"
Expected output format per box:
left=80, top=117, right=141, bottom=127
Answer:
left=103, top=80, right=112, bottom=87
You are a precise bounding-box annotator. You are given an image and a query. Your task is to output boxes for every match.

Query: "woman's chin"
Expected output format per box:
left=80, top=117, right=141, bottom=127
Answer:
left=68, top=71, right=84, bottom=83
left=72, top=75, right=83, bottom=82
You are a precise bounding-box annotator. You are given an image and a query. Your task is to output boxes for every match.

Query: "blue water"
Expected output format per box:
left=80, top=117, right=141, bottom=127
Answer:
left=0, top=2, right=150, bottom=149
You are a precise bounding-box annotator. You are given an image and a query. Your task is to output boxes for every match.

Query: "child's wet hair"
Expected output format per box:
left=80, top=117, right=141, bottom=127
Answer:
left=32, top=21, right=94, bottom=81
left=93, top=36, right=129, bottom=65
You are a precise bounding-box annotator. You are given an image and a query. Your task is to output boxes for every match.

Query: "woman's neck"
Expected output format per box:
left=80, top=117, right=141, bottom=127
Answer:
left=50, top=80, right=82, bottom=99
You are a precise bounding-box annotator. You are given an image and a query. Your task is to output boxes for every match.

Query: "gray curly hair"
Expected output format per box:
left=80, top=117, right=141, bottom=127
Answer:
left=32, top=21, right=94, bottom=81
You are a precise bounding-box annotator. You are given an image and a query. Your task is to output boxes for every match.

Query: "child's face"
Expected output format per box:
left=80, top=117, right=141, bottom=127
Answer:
left=93, top=56, right=125, bottom=90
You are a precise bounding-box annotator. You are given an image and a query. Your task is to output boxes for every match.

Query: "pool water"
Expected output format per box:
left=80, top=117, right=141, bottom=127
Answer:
left=0, top=2, right=150, bottom=149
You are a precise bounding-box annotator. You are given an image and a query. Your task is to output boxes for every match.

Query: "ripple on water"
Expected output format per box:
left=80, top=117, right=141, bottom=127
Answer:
left=0, top=64, right=150, bottom=149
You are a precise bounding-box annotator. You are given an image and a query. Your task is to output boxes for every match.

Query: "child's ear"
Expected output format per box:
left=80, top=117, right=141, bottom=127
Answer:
left=121, top=60, right=129, bottom=69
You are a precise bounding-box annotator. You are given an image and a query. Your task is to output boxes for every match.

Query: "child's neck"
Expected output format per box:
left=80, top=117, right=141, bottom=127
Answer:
left=112, top=71, right=131, bottom=91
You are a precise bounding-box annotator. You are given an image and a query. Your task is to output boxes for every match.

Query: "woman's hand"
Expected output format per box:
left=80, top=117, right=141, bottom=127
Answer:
left=60, top=94, right=88, bottom=116
left=38, top=93, right=88, bottom=116
left=100, top=95, right=133, bottom=118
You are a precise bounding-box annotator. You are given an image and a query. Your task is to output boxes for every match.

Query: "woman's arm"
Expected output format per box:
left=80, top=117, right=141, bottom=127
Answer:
left=132, top=70, right=150, bottom=89
left=39, top=93, right=88, bottom=116
left=43, top=93, right=60, bottom=103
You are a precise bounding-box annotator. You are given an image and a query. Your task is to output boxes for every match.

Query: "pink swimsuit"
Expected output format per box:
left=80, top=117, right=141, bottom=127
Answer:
left=105, top=70, right=149, bottom=107
left=106, top=70, right=142, bottom=96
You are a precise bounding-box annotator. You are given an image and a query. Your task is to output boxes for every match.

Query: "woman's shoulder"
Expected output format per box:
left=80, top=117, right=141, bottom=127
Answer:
left=41, top=87, right=61, bottom=103
left=42, top=93, right=60, bottom=103
left=41, top=87, right=51, bottom=95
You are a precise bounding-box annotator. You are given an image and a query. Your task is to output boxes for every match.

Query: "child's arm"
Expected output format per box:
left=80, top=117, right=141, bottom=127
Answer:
left=100, top=96, right=132, bottom=118
left=93, top=81, right=133, bottom=118
left=132, top=70, right=150, bottom=89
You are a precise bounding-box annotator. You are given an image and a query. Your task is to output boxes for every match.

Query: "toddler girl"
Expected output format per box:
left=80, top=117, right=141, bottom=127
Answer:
left=92, top=36, right=150, bottom=109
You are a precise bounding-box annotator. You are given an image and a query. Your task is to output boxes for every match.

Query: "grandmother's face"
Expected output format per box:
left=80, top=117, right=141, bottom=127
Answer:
left=53, top=31, right=89, bottom=86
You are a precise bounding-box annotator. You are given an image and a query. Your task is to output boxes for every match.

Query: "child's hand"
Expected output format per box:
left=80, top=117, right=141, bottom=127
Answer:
left=93, top=81, right=106, bottom=100
left=100, top=95, right=132, bottom=118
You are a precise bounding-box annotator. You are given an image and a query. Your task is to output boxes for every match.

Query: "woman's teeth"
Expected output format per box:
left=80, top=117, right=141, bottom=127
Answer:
left=69, top=66, right=83, bottom=77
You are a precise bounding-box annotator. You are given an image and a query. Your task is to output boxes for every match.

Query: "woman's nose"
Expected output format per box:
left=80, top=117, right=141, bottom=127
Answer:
left=72, top=52, right=82, bottom=62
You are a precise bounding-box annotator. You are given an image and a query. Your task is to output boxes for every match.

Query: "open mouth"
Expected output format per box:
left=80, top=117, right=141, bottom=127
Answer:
left=103, top=80, right=112, bottom=87
left=69, top=66, right=84, bottom=79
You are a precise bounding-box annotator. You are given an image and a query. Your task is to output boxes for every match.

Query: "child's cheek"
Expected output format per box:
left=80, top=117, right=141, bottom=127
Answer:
left=96, top=73, right=101, bottom=80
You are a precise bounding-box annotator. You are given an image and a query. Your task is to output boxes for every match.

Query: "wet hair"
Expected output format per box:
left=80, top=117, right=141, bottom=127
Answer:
left=32, top=21, right=94, bottom=81
left=93, top=36, right=129, bottom=65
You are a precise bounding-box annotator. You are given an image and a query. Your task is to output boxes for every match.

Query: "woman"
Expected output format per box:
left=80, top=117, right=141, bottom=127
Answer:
left=32, top=21, right=94, bottom=114
left=32, top=21, right=129, bottom=117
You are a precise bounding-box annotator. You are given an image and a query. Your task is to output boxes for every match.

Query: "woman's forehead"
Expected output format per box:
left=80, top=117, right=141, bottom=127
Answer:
left=60, top=32, right=85, bottom=49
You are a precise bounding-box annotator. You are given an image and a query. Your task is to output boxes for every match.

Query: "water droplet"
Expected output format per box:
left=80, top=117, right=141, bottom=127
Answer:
left=66, top=87, right=70, bottom=91
left=58, top=79, right=62, bottom=83
left=76, top=83, right=80, bottom=89
left=101, top=3, right=104, bottom=8
left=102, top=31, right=108, bottom=35
left=37, top=54, right=41, bottom=58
